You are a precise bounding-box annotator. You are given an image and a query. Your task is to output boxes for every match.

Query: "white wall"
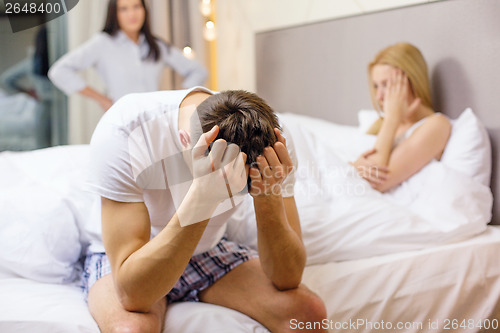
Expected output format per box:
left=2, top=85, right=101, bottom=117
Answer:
left=215, top=0, right=443, bottom=92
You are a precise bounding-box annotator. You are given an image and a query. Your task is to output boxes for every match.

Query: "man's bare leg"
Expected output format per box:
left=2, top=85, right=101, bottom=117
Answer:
left=200, top=258, right=327, bottom=333
left=88, top=275, right=167, bottom=333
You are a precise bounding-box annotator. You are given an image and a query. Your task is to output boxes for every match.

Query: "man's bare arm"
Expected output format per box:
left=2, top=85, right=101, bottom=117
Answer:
left=102, top=126, right=248, bottom=313
left=253, top=195, right=305, bottom=290
left=102, top=191, right=214, bottom=313
left=251, top=130, right=306, bottom=290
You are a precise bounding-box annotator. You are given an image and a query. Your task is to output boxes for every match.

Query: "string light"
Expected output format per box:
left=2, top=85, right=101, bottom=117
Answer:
left=183, top=46, right=194, bottom=59
left=204, top=20, right=216, bottom=41
left=200, top=0, right=212, bottom=17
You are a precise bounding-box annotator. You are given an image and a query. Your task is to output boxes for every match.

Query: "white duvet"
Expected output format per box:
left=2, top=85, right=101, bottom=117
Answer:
left=227, top=113, right=493, bottom=264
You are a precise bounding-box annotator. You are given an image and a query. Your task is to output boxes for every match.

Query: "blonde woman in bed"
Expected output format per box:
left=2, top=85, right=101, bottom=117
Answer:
left=352, top=42, right=452, bottom=193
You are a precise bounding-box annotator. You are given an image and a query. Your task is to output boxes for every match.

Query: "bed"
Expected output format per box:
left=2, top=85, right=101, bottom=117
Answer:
left=1, top=0, right=500, bottom=332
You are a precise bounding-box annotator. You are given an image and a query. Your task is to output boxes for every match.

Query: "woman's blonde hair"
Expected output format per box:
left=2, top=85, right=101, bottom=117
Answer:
left=366, top=42, right=433, bottom=134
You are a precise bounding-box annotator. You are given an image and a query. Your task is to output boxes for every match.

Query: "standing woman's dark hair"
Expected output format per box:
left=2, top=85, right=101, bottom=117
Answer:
left=103, top=0, right=161, bottom=61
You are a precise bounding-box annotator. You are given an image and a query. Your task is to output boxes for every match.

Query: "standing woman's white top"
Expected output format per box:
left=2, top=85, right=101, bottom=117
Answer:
left=48, top=0, right=208, bottom=111
left=49, top=31, right=207, bottom=101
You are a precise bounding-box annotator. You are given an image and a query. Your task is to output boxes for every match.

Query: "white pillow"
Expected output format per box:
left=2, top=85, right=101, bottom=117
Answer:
left=0, top=185, right=81, bottom=283
left=357, top=109, right=381, bottom=133
left=440, top=108, right=492, bottom=187
left=279, top=112, right=375, bottom=163
left=0, top=145, right=92, bottom=283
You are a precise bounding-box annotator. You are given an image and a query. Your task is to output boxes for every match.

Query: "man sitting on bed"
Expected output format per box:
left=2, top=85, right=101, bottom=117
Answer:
left=83, top=87, right=327, bottom=332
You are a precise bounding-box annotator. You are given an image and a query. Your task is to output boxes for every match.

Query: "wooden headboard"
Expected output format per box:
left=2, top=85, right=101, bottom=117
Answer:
left=256, top=0, right=500, bottom=224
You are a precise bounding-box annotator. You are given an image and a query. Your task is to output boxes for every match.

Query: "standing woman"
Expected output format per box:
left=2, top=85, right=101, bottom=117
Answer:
left=352, top=42, right=451, bottom=192
left=49, top=0, right=208, bottom=111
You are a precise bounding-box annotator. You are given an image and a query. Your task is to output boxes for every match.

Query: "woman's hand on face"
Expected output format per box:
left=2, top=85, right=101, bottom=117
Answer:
left=383, top=69, right=420, bottom=121
left=350, top=148, right=389, bottom=189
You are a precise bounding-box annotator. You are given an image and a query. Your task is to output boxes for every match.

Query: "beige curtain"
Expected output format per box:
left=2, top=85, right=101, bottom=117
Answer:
left=66, top=0, right=109, bottom=145
left=148, top=0, right=174, bottom=90
left=160, top=0, right=208, bottom=90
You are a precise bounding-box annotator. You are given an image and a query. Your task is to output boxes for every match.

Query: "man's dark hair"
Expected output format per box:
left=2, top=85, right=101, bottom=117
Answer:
left=193, top=90, right=281, bottom=165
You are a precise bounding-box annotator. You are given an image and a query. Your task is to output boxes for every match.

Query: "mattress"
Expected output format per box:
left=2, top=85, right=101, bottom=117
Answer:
left=302, top=226, right=500, bottom=333
left=1, top=226, right=499, bottom=333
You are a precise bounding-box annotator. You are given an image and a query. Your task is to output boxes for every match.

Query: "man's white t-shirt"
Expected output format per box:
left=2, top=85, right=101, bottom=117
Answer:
left=85, top=86, right=297, bottom=255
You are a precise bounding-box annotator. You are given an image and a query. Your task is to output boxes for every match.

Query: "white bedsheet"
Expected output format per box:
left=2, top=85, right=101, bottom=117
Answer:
left=1, top=226, right=499, bottom=333
left=0, top=279, right=268, bottom=333
left=302, top=226, right=500, bottom=333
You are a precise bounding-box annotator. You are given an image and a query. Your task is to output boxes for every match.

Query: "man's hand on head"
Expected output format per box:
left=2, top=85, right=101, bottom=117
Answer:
left=191, top=125, right=248, bottom=204
left=249, top=128, right=294, bottom=198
